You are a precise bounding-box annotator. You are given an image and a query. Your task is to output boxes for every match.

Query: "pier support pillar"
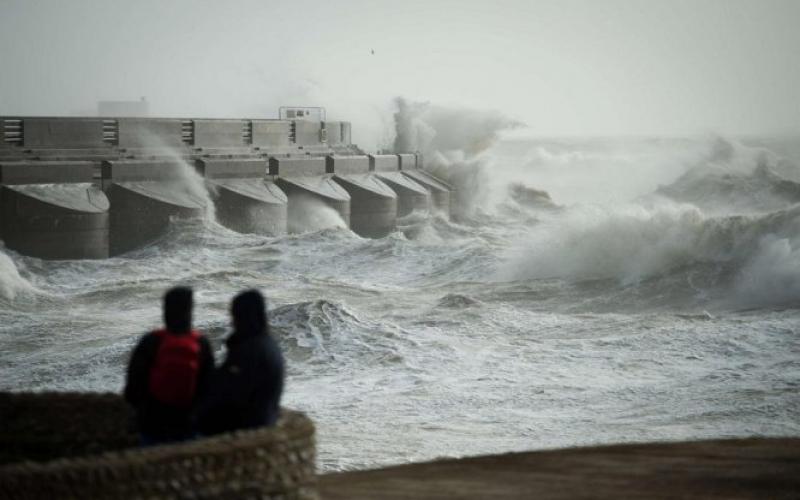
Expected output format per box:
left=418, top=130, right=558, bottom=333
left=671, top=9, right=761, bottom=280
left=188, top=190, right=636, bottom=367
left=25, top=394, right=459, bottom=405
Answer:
left=102, top=160, right=206, bottom=256
left=328, top=155, right=398, bottom=238
left=0, top=161, right=109, bottom=259
left=269, top=157, right=350, bottom=232
left=196, top=158, right=287, bottom=235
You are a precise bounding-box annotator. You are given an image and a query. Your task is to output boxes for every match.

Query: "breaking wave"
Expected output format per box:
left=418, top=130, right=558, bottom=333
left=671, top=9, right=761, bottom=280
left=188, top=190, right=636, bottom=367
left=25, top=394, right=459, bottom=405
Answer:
left=503, top=204, right=799, bottom=305
left=655, top=137, right=800, bottom=214
left=0, top=249, right=36, bottom=301
left=270, top=299, right=406, bottom=368
left=500, top=137, right=800, bottom=309
left=392, top=97, right=523, bottom=217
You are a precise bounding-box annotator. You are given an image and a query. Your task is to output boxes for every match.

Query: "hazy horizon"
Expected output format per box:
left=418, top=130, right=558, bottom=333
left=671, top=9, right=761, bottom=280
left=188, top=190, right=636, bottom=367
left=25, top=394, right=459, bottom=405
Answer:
left=1, top=0, right=798, bottom=145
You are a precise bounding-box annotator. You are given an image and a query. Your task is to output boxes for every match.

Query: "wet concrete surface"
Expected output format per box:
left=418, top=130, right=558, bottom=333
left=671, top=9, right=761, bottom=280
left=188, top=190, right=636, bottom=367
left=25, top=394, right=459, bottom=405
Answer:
left=319, top=438, right=800, bottom=499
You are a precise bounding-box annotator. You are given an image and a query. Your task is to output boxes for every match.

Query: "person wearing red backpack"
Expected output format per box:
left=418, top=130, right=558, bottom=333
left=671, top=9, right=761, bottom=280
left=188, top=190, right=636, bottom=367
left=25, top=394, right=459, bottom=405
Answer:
left=124, top=286, right=215, bottom=445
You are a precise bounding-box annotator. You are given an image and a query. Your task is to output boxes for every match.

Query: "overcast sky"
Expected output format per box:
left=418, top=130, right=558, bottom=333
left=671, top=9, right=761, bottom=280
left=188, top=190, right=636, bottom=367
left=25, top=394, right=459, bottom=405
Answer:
left=1, top=0, right=798, bottom=140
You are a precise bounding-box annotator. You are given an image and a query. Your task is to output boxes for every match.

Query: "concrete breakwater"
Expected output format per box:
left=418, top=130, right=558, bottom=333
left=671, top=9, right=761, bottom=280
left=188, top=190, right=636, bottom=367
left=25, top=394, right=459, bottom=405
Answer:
left=0, top=116, right=452, bottom=259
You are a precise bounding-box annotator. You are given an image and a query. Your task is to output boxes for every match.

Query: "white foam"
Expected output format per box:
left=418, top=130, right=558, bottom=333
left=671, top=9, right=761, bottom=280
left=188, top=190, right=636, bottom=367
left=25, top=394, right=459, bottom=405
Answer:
left=287, top=196, right=347, bottom=233
left=0, top=250, right=36, bottom=301
left=734, top=235, right=800, bottom=308
left=133, top=130, right=218, bottom=223
left=499, top=202, right=711, bottom=284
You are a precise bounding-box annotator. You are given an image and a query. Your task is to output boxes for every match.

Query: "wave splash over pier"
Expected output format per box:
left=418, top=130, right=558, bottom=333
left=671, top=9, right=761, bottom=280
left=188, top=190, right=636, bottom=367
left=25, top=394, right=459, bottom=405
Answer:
left=1, top=108, right=798, bottom=471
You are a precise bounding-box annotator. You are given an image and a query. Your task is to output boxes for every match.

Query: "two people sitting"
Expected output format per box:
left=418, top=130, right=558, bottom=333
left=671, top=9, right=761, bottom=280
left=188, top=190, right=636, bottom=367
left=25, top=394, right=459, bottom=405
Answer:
left=123, top=287, right=284, bottom=445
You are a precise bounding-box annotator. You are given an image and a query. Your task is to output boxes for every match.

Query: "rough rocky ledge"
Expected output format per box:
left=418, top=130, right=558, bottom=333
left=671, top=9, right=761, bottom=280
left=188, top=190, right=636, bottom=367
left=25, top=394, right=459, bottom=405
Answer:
left=319, top=438, right=800, bottom=499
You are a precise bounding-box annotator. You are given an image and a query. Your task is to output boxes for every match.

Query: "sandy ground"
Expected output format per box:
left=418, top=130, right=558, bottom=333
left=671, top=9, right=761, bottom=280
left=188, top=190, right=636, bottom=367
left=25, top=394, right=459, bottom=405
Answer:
left=318, top=438, right=800, bottom=499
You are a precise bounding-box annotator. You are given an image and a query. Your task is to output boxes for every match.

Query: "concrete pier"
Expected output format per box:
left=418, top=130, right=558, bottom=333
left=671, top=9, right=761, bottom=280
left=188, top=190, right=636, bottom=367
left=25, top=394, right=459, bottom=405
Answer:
left=293, top=121, right=324, bottom=147
left=21, top=118, right=106, bottom=149
left=328, top=155, right=398, bottom=237
left=252, top=120, right=293, bottom=152
left=0, top=116, right=349, bottom=158
left=117, top=118, right=184, bottom=149
left=399, top=153, right=453, bottom=216
left=371, top=154, right=430, bottom=217
left=269, top=157, right=351, bottom=232
left=102, top=160, right=206, bottom=255
left=0, top=115, right=455, bottom=258
left=196, top=158, right=287, bottom=235
left=0, top=161, right=109, bottom=259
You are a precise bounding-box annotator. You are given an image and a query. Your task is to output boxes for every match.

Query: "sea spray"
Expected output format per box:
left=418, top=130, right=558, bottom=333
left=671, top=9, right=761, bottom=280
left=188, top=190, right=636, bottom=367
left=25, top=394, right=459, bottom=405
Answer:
left=500, top=201, right=800, bottom=282
left=165, top=155, right=218, bottom=224
left=499, top=202, right=713, bottom=284
left=733, top=233, right=800, bottom=309
left=501, top=138, right=704, bottom=205
left=393, top=98, right=521, bottom=156
left=0, top=249, right=36, bottom=301
left=655, top=137, right=800, bottom=214
left=392, top=97, right=524, bottom=218
left=135, top=130, right=218, bottom=224
left=287, top=196, right=347, bottom=233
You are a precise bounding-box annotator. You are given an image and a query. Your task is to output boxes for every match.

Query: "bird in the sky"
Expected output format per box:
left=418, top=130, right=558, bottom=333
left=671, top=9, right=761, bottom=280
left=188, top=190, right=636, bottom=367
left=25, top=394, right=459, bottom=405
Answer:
left=371, top=49, right=375, bottom=55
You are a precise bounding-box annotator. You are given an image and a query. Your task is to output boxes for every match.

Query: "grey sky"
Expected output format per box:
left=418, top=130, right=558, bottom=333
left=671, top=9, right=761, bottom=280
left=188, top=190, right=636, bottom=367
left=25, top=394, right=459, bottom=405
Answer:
left=1, top=0, right=798, bottom=141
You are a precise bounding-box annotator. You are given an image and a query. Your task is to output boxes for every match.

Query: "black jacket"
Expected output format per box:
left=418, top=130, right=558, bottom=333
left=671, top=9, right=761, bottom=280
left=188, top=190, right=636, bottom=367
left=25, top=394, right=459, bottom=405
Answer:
left=123, top=331, right=215, bottom=438
left=198, top=331, right=284, bottom=435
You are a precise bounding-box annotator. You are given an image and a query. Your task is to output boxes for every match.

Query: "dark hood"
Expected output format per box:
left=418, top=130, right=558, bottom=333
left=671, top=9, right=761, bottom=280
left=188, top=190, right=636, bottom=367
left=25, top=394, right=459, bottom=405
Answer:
left=227, top=289, right=268, bottom=347
left=164, top=286, right=193, bottom=334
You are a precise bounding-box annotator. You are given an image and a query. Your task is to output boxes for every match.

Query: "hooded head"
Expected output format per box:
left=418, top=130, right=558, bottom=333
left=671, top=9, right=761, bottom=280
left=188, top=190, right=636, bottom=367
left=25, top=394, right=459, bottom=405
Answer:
left=163, top=286, right=193, bottom=334
left=231, top=289, right=268, bottom=337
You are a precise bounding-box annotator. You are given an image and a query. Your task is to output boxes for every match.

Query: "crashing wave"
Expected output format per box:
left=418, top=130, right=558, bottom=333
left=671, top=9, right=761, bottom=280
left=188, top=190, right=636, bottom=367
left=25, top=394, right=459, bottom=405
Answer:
left=500, top=202, right=800, bottom=309
left=655, top=137, right=800, bottom=214
left=270, top=299, right=405, bottom=365
left=0, top=249, right=37, bottom=301
left=392, top=97, right=534, bottom=218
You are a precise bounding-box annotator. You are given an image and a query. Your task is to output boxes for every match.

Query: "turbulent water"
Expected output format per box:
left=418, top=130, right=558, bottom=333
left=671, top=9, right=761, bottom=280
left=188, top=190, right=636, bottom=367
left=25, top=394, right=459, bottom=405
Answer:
left=1, top=135, right=799, bottom=471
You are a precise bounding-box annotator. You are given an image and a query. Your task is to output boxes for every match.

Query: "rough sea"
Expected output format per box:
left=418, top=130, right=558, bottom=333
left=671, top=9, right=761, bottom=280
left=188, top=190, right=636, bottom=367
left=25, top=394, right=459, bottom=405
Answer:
left=1, top=134, right=799, bottom=472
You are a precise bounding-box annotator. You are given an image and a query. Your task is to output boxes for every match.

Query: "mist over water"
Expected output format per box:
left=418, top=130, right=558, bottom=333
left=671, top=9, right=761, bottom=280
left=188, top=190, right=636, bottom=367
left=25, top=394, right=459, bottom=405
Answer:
left=1, top=105, right=799, bottom=470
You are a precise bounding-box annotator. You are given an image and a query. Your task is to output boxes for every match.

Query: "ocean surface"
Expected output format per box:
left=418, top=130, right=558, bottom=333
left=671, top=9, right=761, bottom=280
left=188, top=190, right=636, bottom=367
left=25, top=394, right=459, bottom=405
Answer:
left=1, top=135, right=799, bottom=471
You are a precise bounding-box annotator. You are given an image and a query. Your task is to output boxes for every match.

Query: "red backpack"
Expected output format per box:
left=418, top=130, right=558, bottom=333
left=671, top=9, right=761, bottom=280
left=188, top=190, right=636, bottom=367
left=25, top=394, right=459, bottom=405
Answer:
left=148, top=329, right=202, bottom=408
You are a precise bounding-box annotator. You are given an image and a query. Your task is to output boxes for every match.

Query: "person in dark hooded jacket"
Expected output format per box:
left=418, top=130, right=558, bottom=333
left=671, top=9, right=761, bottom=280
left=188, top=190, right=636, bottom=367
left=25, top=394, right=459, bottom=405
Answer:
left=198, top=289, right=284, bottom=435
left=124, top=286, right=215, bottom=445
